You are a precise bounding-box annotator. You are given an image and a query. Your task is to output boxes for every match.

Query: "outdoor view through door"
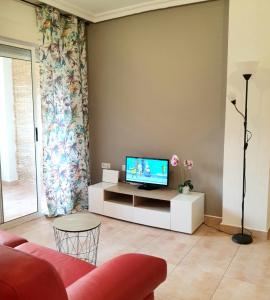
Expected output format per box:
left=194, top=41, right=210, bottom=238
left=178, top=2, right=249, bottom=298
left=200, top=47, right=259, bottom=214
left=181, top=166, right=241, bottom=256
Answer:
left=0, top=43, right=39, bottom=222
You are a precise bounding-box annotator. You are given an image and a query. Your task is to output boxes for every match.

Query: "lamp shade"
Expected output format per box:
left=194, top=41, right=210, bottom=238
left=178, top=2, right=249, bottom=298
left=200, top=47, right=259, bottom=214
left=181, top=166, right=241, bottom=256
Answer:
left=235, top=61, right=259, bottom=75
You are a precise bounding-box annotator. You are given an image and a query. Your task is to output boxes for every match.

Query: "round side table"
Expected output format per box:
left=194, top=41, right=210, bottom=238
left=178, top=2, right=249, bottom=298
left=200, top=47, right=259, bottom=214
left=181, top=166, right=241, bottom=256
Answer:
left=53, top=213, right=101, bottom=265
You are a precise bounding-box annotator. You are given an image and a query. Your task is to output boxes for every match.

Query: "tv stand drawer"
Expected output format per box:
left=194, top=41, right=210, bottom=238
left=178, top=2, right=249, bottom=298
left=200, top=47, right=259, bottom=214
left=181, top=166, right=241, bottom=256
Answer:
left=134, top=207, right=170, bottom=229
left=104, top=201, right=134, bottom=222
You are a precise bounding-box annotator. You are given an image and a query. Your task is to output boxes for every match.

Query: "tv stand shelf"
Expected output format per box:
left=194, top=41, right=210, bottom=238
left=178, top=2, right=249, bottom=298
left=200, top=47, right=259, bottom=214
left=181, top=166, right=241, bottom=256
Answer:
left=134, top=198, right=170, bottom=212
left=105, top=182, right=179, bottom=200
left=88, top=182, right=204, bottom=234
left=104, top=190, right=133, bottom=206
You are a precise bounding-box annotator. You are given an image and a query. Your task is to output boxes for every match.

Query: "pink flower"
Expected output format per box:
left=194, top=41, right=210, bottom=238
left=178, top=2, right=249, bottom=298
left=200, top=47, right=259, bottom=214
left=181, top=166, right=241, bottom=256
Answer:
left=171, top=154, right=180, bottom=167
left=184, top=160, right=194, bottom=170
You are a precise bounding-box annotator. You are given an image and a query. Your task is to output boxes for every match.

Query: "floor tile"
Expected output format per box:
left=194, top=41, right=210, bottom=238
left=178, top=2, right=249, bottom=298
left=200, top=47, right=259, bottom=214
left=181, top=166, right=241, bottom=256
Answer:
left=156, top=263, right=222, bottom=300
left=212, top=277, right=270, bottom=300
left=180, top=230, right=239, bottom=276
left=136, top=231, right=197, bottom=265
left=225, top=240, right=270, bottom=287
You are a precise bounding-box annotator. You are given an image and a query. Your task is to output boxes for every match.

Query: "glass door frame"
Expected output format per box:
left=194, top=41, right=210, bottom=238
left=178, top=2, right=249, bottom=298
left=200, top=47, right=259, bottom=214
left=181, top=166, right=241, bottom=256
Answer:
left=0, top=39, right=42, bottom=228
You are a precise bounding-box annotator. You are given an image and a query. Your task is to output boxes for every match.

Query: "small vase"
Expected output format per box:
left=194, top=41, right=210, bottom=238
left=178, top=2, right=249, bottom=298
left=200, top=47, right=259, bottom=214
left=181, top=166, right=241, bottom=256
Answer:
left=182, top=186, right=190, bottom=194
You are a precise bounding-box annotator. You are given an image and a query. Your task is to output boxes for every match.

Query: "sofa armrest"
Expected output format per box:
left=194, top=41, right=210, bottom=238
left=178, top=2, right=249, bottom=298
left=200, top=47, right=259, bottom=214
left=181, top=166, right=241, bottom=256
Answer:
left=0, top=230, right=28, bottom=248
left=67, top=253, right=167, bottom=300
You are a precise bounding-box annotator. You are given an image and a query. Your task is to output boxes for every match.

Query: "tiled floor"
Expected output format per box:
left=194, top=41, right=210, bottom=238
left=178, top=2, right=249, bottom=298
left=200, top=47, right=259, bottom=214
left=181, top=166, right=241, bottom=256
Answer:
left=1, top=180, right=48, bottom=222
left=7, top=215, right=270, bottom=300
left=2, top=181, right=38, bottom=222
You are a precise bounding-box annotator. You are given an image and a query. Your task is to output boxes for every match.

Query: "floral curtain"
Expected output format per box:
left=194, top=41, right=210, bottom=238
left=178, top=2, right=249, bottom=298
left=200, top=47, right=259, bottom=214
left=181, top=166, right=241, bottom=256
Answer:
left=36, top=5, right=89, bottom=216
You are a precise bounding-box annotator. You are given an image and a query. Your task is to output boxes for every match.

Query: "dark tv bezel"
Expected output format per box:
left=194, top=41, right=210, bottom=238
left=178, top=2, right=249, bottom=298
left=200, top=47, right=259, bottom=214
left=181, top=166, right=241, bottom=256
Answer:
left=125, top=156, right=170, bottom=187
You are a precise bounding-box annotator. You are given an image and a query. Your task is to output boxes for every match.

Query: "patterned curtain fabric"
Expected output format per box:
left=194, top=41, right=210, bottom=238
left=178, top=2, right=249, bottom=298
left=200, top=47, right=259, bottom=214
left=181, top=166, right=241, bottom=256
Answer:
left=36, top=5, right=89, bottom=216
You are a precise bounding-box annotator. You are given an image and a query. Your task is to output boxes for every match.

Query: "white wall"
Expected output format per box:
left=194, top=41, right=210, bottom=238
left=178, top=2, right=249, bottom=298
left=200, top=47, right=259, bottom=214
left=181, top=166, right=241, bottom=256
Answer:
left=222, top=0, right=270, bottom=232
left=0, top=0, right=38, bottom=44
left=0, top=58, right=18, bottom=182
left=268, top=169, right=270, bottom=229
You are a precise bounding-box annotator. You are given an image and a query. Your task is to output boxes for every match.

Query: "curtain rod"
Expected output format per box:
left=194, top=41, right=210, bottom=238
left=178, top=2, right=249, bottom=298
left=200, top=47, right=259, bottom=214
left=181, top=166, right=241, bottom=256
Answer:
left=19, top=0, right=90, bottom=24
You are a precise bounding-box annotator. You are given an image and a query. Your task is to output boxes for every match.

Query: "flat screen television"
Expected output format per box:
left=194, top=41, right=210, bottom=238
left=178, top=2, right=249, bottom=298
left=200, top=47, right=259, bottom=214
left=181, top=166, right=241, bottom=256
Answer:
left=125, top=156, right=169, bottom=190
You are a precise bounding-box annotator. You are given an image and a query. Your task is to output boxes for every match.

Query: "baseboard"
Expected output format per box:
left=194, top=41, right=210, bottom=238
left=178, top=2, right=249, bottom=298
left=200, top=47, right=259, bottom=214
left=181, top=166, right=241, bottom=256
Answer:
left=0, top=213, right=42, bottom=230
left=220, top=223, right=269, bottom=240
left=204, top=215, right=270, bottom=240
left=1, top=180, right=19, bottom=186
left=204, top=215, right=222, bottom=227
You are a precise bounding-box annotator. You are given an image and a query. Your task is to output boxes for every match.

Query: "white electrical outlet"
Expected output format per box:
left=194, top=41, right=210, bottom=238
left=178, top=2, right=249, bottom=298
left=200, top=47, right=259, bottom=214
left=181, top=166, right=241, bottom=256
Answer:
left=101, top=162, right=111, bottom=169
left=122, top=165, right=126, bottom=171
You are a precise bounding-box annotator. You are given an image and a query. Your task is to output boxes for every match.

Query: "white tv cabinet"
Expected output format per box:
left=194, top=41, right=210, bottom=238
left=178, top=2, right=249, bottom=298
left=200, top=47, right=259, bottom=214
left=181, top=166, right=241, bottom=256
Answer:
left=88, top=182, right=204, bottom=234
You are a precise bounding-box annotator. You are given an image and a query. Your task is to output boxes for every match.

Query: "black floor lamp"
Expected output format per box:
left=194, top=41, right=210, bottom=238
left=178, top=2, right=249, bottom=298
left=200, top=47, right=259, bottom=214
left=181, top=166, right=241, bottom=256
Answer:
left=230, top=73, right=253, bottom=245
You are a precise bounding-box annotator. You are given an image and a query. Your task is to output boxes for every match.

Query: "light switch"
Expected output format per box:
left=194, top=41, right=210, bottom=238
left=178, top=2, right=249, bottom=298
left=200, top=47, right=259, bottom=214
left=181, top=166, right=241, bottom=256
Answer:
left=101, top=162, right=111, bottom=169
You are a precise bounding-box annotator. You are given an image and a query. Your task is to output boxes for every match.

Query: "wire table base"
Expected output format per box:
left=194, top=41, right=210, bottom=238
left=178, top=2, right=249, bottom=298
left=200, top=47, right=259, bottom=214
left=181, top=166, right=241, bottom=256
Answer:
left=53, top=224, right=101, bottom=265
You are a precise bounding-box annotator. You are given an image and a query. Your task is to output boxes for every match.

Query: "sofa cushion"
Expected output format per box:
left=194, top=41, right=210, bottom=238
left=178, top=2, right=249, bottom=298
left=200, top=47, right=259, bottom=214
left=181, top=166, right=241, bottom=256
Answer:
left=0, top=245, right=68, bottom=300
left=16, top=242, right=96, bottom=287
left=66, top=253, right=167, bottom=300
left=0, top=229, right=28, bottom=247
left=144, top=293, right=154, bottom=300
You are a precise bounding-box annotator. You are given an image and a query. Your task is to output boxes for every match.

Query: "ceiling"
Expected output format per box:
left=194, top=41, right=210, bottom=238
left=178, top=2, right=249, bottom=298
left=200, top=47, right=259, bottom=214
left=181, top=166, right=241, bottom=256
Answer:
left=40, top=0, right=208, bottom=23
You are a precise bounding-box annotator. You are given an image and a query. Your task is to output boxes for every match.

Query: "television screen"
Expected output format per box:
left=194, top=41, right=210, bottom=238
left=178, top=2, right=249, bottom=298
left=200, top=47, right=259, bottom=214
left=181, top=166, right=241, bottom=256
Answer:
left=125, top=156, right=169, bottom=186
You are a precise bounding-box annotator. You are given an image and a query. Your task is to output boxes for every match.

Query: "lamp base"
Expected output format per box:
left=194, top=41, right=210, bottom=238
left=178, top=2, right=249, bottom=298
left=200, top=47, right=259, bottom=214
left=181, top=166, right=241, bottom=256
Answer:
left=232, top=233, right=253, bottom=245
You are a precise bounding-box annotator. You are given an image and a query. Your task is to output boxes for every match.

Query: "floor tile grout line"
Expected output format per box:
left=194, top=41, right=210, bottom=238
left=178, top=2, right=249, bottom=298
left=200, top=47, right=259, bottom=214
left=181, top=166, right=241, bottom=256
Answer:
left=166, top=226, right=210, bottom=276
left=136, top=235, right=161, bottom=252
left=99, top=219, right=164, bottom=255
left=209, top=244, right=240, bottom=300
left=125, top=222, right=164, bottom=250
left=133, top=225, right=172, bottom=252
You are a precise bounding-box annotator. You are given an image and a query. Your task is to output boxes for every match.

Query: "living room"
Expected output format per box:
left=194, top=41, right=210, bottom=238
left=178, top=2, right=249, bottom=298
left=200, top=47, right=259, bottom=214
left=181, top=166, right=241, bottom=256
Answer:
left=0, top=0, right=270, bottom=299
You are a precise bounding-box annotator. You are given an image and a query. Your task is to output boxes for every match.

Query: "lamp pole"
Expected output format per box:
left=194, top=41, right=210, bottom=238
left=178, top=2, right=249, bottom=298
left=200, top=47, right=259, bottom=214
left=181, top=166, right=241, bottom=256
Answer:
left=232, top=74, right=253, bottom=245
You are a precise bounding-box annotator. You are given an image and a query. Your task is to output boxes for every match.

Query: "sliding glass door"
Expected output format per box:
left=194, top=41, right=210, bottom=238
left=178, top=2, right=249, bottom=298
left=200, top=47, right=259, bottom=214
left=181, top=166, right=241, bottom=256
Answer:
left=0, top=42, right=41, bottom=224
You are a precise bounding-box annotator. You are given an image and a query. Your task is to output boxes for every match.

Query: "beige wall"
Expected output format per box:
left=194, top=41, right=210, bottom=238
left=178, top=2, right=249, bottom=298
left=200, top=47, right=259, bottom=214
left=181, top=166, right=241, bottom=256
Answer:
left=0, top=0, right=38, bottom=44
left=222, top=0, right=270, bottom=231
left=88, top=0, right=229, bottom=216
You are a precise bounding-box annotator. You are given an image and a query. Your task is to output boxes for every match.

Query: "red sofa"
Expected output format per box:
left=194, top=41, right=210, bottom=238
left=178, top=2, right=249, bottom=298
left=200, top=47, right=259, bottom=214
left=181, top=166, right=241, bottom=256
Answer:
left=0, top=230, right=166, bottom=300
